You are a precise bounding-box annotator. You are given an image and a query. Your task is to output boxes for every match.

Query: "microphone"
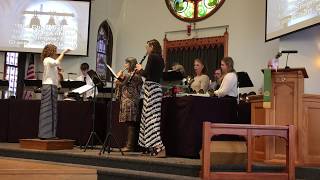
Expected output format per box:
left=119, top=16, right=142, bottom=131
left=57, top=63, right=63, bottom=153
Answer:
left=35, top=71, right=43, bottom=74
left=281, top=50, right=298, bottom=69
left=281, top=50, right=298, bottom=54
left=67, top=73, right=77, bottom=75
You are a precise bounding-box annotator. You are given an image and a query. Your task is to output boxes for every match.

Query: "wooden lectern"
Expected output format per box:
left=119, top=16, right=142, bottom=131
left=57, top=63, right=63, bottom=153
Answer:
left=250, top=68, right=308, bottom=164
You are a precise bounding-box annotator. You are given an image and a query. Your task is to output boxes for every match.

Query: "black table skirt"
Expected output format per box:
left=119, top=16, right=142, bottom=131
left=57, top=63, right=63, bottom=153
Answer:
left=0, top=97, right=250, bottom=158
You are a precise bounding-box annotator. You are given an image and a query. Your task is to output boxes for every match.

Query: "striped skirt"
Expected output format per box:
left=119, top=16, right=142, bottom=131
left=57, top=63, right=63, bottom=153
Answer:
left=38, top=84, right=58, bottom=139
left=138, top=81, right=165, bottom=150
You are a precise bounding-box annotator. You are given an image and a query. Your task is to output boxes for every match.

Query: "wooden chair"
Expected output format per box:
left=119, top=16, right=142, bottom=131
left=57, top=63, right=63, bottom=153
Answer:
left=201, top=122, right=295, bottom=180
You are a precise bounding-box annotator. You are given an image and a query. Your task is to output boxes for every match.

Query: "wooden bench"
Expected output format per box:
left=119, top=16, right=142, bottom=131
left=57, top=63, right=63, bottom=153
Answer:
left=201, top=122, right=295, bottom=180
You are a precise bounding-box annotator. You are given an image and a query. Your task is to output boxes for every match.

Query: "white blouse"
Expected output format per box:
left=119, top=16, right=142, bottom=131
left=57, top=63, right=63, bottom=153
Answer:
left=214, top=72, right=238, bottom=97
left=42, top=57, right=60, bottom=86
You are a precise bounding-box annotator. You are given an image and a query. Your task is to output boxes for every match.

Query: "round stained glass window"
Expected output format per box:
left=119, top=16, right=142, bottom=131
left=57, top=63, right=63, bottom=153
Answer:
left=165, top=0, right=225, bottom=22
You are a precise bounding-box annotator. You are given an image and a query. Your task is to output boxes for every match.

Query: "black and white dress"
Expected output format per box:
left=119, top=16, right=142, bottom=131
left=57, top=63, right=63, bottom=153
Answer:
left=138, top=53, right=165, bottom=152
left=38, top=57, right=60, bottom=139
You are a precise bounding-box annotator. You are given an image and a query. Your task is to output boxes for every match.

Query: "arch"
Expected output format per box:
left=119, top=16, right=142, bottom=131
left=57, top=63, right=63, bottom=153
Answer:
left=96, top=20, right=113, bottom=81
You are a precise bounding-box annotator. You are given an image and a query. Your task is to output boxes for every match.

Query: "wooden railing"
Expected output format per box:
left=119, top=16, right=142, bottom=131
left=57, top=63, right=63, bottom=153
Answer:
left=201, top=122, right=295, bottom=180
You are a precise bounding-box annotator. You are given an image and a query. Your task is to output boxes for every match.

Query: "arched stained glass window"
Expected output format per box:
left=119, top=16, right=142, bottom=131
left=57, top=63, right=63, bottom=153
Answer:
left=96, top=21, right=113, bottom=81
left=165, top=0, right=225, bottom=22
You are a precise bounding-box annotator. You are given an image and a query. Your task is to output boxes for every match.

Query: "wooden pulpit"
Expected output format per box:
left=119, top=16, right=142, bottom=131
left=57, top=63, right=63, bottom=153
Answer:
left=250, top=68, right=308, bottom=164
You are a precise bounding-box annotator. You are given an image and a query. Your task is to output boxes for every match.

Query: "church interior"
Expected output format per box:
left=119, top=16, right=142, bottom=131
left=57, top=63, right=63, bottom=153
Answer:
left=0, top=0, right=320, bottom=179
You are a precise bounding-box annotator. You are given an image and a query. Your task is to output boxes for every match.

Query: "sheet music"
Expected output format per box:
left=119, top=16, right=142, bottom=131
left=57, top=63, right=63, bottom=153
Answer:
left=106, top=64, right=119, bottom=79
left=71, top=84, right=93, bottom=94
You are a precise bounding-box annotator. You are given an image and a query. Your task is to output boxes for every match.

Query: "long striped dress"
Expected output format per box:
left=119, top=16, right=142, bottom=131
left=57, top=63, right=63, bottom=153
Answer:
left=38, top=57, right=60, bottom=139
left=138, top=81, right=164, bottom=151
left=38, top=84, right=58, bottom=138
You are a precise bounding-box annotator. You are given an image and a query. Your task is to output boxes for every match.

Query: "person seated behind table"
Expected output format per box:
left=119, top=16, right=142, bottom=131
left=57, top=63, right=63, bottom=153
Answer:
left=171, top=62, right=185, bottom=76
left=190, top=58, right=210, bottom=93
left=213, top=57, right=238, bottom=98
left=209, top=68, right=222, bottom=90
left=76, top=63, right=97, bottom=99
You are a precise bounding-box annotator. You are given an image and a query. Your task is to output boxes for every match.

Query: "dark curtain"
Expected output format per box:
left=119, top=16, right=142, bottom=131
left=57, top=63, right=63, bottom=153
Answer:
left=166, top=45, right=224, bottom=79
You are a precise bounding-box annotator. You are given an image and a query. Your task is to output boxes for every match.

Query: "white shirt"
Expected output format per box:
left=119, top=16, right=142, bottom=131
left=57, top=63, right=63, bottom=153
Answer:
left=214, top=72, right=238, bottom=97
left=42, top=57, right=60, bottom=86
left=76, top=74, right=97, bottom=98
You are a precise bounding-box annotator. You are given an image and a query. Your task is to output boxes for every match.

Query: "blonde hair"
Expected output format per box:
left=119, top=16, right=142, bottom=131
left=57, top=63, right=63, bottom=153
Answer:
left=221, top=57, right=235, bottom=73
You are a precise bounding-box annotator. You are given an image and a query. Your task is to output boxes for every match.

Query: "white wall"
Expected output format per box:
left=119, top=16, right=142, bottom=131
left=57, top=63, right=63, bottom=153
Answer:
left=279, top=25, right=320, bottom=94
left=115, top=0, right=279, bottom=93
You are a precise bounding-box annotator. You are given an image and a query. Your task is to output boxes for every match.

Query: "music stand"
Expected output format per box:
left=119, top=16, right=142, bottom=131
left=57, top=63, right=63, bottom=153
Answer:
left=237, top=72, right=253, bottom=88
left=83, top=70, right=104, bottom=152
left=99, top=65, right=124, bottom=155
left=60, top=81, right=86, bottom=100
left=24, top=79, right=42, bottom=93
left=0, top=80, right=9, bottom=99
left=60, top=81, right=86, bottom=90
left=163, top=71, right=184, bottom=82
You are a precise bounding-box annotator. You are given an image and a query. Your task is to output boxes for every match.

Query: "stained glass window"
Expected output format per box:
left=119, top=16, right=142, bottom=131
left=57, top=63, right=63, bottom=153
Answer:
left=4, top=52, right=19, bottom=98
left=96, top=21, right=113, bottom=81
left=165, top=0, right=225, bottom=22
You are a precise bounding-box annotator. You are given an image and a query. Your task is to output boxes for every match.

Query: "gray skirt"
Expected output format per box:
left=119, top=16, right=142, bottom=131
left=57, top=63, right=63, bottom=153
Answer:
left=38, top=84, right=58, bottom=139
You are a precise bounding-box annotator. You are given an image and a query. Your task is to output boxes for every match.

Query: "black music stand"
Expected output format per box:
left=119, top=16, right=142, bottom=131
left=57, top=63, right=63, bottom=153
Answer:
left=83, top=70, right=104, bottom=151
left=99, top=65, right=124, bottom=155
left=237, top=72, right=253, bottom=88
left=24, top=80, right=42, bottom=93
left=163, top=71, right=184, bottom=82
left=0, top=80, right=9, bottom=99
left=60, top=81, right=86, bottom=90
left=60, top=81, right=86, bottom=100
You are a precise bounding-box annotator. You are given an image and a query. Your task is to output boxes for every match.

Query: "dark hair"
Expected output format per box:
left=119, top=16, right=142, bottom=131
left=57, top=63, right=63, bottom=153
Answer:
left=147, top=39, right=162, bottom=56
left=41, top=44, right=57, bottom=61
left=125, top=57, right=137, bottom=72
left=221, top=57, right=236, bottom=73
left=80, top=63, right=89, bottom=71
left=194, top=58, right=207, bottom=75
left=213, top=68, right=222, bottom=73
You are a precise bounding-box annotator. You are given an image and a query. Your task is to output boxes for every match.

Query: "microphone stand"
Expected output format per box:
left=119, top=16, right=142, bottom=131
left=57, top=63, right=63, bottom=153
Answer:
left=285, top=53, right=290, bottom=69
left=83, top=82, right=103, bottom=151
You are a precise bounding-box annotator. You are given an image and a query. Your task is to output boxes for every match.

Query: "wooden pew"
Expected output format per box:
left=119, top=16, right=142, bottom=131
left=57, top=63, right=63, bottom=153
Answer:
left=201, top=122, right=295, bottom=180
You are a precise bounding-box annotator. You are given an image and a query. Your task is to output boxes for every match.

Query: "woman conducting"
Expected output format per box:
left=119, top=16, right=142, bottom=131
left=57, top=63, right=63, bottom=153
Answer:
left=38, top=44, right=70, bottom=139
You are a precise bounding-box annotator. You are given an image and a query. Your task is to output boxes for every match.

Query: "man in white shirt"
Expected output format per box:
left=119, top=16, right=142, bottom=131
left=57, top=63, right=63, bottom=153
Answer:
left=76, top=63, right=97, bottom=99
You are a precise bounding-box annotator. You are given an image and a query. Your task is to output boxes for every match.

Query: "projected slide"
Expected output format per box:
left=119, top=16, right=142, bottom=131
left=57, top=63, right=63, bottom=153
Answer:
left=266, top=0, right=320, bottom=40
left=0, top=0, right=90, bottom=55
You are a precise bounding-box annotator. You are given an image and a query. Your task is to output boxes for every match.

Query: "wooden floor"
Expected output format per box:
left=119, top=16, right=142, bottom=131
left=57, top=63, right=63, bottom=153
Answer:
left=0, top=157, right=97, bottom=180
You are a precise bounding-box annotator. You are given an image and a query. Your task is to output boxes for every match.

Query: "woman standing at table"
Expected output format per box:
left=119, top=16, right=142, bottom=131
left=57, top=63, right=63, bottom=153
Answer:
left=115, top=57, right=143, bottom=152
left=135, top=39, right=166, bottom=157
left=190, top=58, right=210, bottom=93
left=213, top=57, right=238, bottom=123
left=213, top=57, right=238, bottom=98
left=38, top=44, right=70, bottom=139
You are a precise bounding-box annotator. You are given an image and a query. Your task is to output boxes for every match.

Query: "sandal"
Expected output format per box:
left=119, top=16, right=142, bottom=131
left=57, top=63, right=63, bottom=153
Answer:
left=150, top=147, right=166, bottom=158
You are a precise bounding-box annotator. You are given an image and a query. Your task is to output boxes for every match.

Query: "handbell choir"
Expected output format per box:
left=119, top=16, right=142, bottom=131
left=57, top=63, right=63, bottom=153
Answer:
left=37, top=41, right=238, bottom=158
